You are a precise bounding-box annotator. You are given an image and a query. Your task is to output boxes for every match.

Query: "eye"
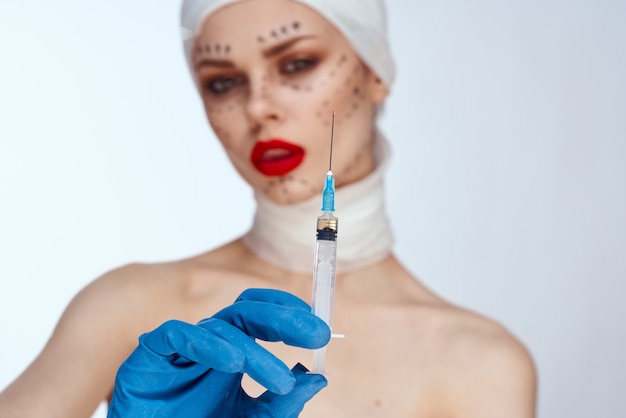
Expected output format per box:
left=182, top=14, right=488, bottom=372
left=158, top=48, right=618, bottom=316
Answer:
left=203, top=76, right=245, bottom=95
left=281, top=58, right=318, bottom=75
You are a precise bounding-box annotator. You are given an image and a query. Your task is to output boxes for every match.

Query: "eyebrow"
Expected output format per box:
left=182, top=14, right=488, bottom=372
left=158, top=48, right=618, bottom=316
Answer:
left=194, top=58, right=234, bottom=71
left=262, top=35, right=317, bottom=58
left=194, top=35, right=317, bottom=71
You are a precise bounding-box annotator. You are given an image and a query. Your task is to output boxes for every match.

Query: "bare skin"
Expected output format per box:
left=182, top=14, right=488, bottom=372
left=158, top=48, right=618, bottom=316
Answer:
left=0, top=0, right=536, bottom=416
left=0, top=241, right=536, bottom=417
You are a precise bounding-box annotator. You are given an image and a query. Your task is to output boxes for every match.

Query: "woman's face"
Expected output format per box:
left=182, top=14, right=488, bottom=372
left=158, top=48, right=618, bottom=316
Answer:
left=194, top=0, right=388, bottom=204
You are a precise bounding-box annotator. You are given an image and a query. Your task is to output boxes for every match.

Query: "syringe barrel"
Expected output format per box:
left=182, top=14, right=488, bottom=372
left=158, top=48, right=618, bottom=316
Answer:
left=312, top=238, right=337, bottom=326
left=312, top=213, right=338, bottom=328
left=312, top=212, right=337, bottom=374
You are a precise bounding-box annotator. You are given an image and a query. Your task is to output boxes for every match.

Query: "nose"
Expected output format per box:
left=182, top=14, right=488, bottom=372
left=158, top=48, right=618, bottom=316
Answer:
left=245, top=72, right=282, bottom=131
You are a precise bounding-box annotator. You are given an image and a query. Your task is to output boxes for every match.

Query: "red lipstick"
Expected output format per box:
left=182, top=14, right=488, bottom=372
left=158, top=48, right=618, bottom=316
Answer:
left=250, top=139, right=305, bottom=176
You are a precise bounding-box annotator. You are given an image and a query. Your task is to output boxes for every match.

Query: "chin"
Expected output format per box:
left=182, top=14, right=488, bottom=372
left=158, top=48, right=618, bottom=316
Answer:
left=260, top=180, right=319, bottom=206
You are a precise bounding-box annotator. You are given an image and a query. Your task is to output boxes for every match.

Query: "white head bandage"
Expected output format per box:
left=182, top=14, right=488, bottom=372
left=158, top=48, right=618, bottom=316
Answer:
left=180, top=0, right=396, bottom=87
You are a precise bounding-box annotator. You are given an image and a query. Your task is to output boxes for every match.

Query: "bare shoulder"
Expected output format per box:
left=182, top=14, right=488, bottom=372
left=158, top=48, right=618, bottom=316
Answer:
left=0, top=248, right=243, bottom=418
left=327, top=258, right=536, bottom=417
left=62, top=238, right=275, bottom=342
left=64, top=261, right=190, bottom=330
left=55, top=239, right=272, bottom=353
left=70, top=249, right=248, bottom=329
left=374, top=257, right=536, bottom=416
left=427, top=302, right=537, bottom=418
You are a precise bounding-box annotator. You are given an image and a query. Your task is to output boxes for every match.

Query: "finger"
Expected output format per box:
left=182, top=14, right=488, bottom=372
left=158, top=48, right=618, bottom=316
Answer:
left=254, top=363, right=328, bottom=417
left=141, top=319, right=296, bottom=395
left=210, top=299, right=331, bottom=349
left=235, top=288, right=311, bottom=312
left=140, top=320, right=243, bottom=372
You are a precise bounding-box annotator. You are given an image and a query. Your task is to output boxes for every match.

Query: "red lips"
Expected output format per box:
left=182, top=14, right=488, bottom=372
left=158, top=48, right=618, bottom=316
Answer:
left=250, top=139, right=305, bottom=176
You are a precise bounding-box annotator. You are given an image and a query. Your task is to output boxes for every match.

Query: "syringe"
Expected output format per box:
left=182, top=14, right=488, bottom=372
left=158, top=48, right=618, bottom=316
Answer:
left=311, top=112, right=338, bottom=374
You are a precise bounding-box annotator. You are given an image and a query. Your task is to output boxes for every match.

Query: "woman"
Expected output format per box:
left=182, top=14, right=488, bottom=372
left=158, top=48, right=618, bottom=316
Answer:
left=0, top=0, right=536, bottom=416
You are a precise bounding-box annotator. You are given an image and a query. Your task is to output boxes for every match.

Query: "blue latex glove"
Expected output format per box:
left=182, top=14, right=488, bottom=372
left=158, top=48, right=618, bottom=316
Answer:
left=108, top=288, right=331, bottom=418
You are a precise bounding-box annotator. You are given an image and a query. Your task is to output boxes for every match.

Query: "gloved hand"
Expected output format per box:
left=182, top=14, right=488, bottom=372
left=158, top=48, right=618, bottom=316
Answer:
left=107, top=288, right=331, bottom=418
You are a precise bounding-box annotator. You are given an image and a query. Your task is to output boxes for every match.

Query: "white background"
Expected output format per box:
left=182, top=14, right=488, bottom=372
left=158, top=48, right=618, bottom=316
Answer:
left=1, top=1, right=624, bottom=417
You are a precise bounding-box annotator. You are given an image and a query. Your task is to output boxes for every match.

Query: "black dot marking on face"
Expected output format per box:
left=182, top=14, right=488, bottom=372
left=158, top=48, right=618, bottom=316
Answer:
left=257, top=35, right=265, bottom=43
left=264, top=21, right=302, bottom=43
left=213, top=125, right=233, bottom=148
left=353, top=86, right=361, bottom=96
left=261, top=175, right=319, bottom=200
left=299, top=179, right=317, bottom=193
left=291, top=84, right=300, bottom=91
left=336, top=58, right=347, bottom=70
left=225, top=45, right=231, bottom=54
left=216, top=44, right=221, bottom=53
left=263, top=180, right=276, bottom=194
left=317, top=55, right=351, bottom=89
left=204, top=45, right=211, bottom=54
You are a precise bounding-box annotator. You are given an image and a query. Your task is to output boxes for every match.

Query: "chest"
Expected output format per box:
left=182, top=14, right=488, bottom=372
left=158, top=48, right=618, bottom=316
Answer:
left=174, top=270, right=451, bottom=416
left=241, top=309, right=448, bottom=417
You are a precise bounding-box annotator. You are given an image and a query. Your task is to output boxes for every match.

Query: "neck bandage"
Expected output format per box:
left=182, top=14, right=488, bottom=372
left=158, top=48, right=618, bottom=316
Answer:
left=242, top=132, right=394, bottom=274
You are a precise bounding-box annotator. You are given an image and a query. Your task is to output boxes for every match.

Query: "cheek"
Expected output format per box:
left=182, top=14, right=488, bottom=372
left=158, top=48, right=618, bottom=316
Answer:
left=310, top=54, right=373, bottom=128
left=305, top=54, right=376, bottom=182
left=204, top=96, right=246, bottom=151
